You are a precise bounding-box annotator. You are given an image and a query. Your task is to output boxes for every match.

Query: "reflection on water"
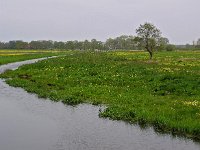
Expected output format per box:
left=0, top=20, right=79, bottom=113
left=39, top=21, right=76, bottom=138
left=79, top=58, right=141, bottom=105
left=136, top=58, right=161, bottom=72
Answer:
left=0, top=58, right=199, bottom=150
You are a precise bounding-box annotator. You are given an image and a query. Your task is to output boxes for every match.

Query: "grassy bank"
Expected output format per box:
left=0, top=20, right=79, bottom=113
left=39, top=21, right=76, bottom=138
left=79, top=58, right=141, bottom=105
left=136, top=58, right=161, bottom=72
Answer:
left=1, top=50, right=200, bottom=140
left=0, top=49, right=66, bottom=65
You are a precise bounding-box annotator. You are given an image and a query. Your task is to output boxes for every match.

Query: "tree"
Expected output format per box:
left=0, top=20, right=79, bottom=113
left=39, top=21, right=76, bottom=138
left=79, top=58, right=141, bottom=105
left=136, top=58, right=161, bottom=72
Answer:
left=65, top=41, right=75, bottom=50
left=54, top=41, right=65, bottom=49
left=135, top=22, right=162, bottom=59
left=15, top=41, right=29, bottom=49
left=166, top=44, right=176, bottom=51
left=157, top=37, right=169, bottom=51
left=90, top=39, right=104, bottom=50
left=105, top=38, right=115, bottom=50
left=83, top=40, right=90, bottom=50
left=8, top=41, right=17, bottom=49
left=105, top=36, right=137, bottom=50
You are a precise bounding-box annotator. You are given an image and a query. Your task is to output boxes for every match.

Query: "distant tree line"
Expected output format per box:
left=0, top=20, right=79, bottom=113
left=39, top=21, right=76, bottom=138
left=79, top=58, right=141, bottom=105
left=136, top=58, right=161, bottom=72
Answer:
left=175, top=44, right=200, bottom=50
left=0, top=35, right=175, bottom=51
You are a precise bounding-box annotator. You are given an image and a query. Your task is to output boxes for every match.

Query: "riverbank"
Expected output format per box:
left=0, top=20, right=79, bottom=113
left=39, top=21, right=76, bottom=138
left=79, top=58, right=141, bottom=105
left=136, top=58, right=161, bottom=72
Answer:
left=1, top=50, right=200, bottom=140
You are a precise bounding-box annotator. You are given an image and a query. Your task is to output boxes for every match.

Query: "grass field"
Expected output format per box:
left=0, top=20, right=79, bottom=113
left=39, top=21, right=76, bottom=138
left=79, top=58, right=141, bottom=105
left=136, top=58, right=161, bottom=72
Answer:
left=0, top=49, right=66, bottom=65
left=1, top=50, right=200, bottom=140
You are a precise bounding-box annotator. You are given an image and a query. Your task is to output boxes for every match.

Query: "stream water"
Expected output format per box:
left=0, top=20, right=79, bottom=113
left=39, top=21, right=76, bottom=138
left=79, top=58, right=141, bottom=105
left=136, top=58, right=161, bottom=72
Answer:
left=0, top=58, right=199, bottom=150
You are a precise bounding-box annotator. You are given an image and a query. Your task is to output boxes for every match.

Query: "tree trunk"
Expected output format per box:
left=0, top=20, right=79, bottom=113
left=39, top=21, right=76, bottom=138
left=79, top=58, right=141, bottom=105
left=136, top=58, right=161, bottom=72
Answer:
left=149, top=51, right=153, bottom=59
left=147, top=49, right=153, bottom=60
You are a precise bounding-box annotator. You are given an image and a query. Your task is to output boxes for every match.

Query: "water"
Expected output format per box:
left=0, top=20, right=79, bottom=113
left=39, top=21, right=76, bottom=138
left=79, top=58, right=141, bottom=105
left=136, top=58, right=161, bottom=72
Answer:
left=0, top=58, right=199, bottom=150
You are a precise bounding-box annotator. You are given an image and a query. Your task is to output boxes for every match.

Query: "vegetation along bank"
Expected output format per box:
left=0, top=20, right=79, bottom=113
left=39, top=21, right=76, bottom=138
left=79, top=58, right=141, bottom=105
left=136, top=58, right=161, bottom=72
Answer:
left=0, top=50, right=200, bottom=140
left=0, top=50, right=68, bottom=65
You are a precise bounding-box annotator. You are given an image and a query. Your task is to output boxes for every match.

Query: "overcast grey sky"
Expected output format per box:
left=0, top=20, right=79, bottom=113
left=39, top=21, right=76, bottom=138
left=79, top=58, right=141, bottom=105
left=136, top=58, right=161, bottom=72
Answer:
left=0, top=0, right=199, bottom=44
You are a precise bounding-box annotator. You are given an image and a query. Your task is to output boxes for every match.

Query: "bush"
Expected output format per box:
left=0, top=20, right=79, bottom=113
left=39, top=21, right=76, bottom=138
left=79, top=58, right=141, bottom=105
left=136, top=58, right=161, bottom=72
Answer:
left=166, top=44, right=176, bottom=51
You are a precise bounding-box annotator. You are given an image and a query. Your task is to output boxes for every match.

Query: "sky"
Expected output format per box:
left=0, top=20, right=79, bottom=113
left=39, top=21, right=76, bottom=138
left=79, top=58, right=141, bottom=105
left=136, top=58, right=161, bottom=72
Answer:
left=0, top=0, right=199, bottom=44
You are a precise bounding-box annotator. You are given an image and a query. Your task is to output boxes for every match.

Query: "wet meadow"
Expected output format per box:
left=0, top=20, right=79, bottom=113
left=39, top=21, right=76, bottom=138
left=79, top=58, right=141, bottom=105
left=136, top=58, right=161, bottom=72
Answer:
left=1, top=50, right=200, bottom=140
left=0, top=49, right=66, bottom=65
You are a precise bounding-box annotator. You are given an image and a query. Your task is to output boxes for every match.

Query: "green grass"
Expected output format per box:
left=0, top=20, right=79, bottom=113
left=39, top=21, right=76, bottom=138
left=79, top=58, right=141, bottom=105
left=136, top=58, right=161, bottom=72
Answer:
left=0, top=49, right=67, bottom=65
left=1, top=50, right=200, bottom=140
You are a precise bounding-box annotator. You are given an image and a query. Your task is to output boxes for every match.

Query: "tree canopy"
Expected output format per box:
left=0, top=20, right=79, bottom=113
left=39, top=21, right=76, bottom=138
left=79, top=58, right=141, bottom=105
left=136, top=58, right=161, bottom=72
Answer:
left=136, top=22, right=162, bottom=59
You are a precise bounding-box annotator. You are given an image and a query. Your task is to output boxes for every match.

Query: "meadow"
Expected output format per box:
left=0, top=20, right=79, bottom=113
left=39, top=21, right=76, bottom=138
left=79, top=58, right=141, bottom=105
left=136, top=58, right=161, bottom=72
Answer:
left=0, top=49, right=66, bottom=65
left=0, top=50, right=200, bottom=140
